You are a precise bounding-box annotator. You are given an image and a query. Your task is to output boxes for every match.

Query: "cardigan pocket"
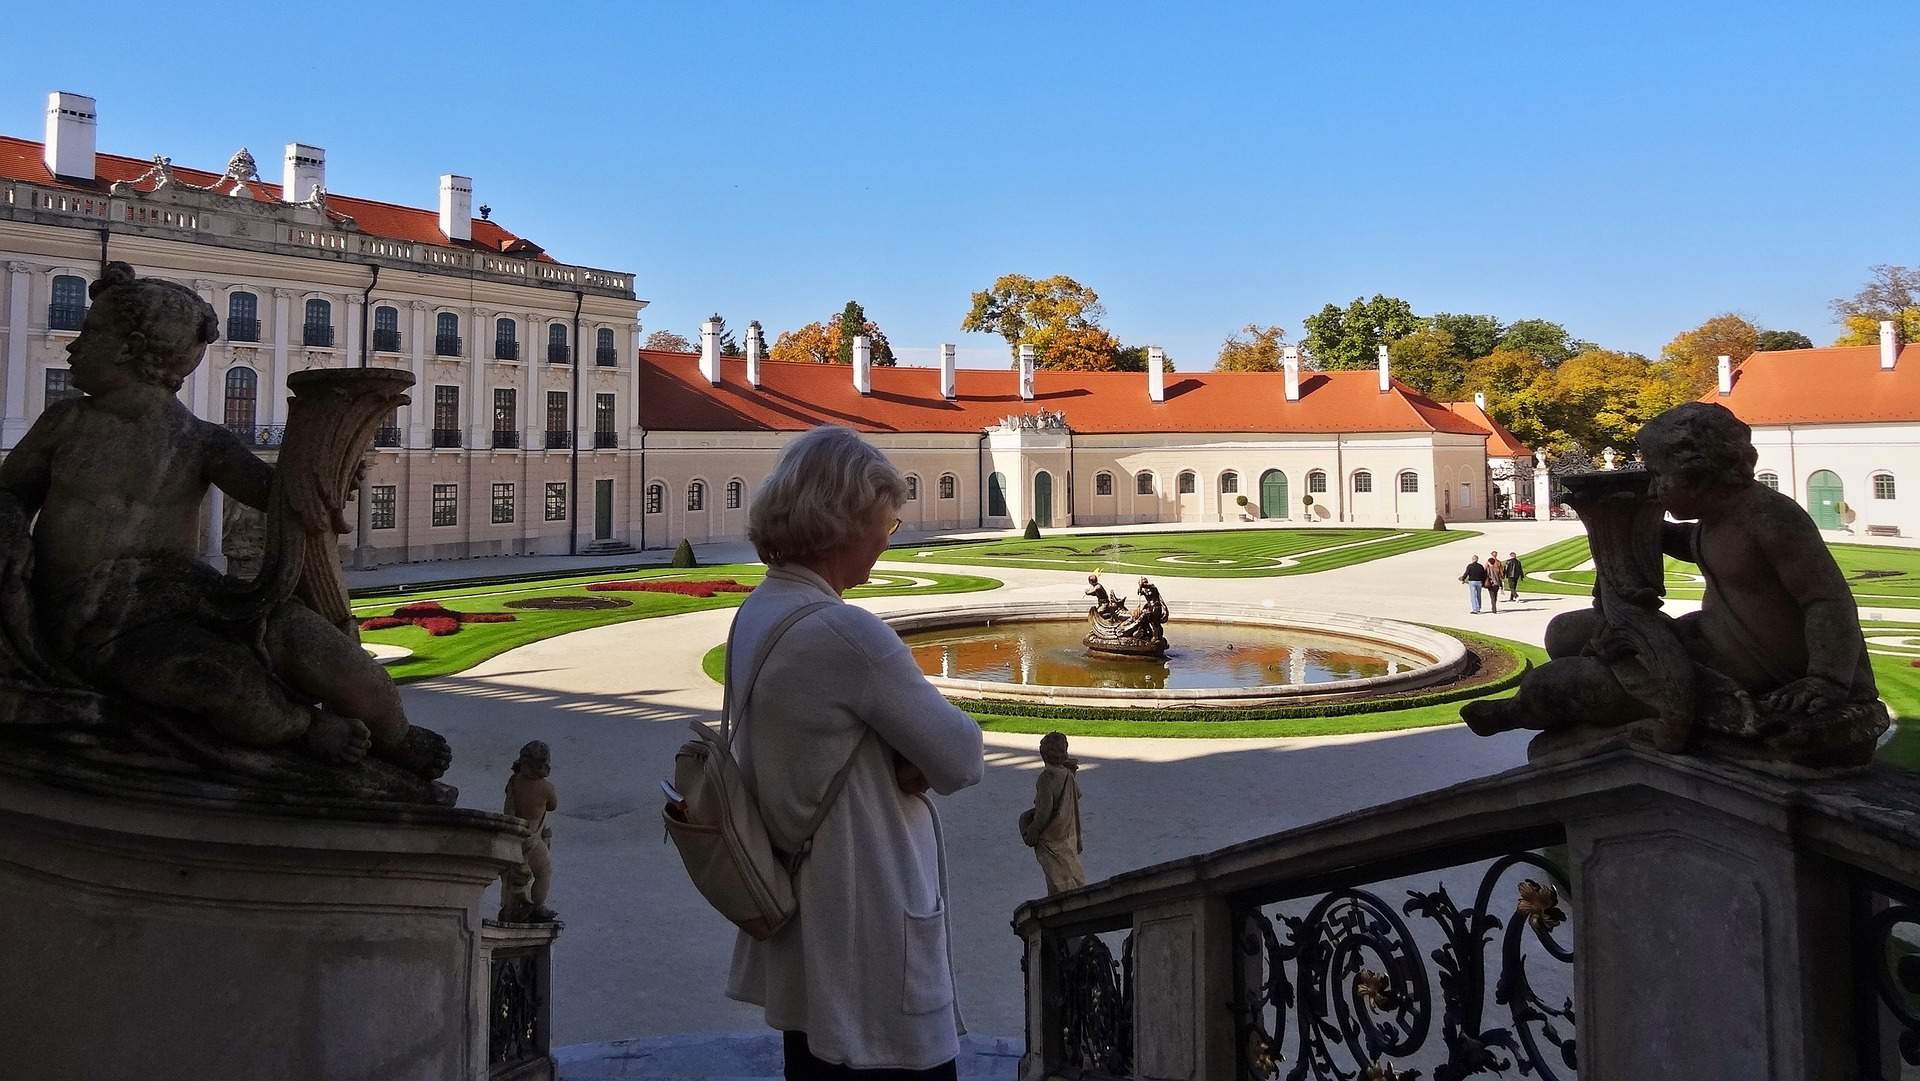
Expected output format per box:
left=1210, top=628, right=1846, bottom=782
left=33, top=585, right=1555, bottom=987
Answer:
left=901, top=902, right=954, bottom=1015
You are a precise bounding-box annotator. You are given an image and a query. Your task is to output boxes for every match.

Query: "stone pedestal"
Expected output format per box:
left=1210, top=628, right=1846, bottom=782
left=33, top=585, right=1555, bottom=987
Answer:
left=0, top=762, right=524, bottom=1081
left=1534, top=466, right=1552, bottom=521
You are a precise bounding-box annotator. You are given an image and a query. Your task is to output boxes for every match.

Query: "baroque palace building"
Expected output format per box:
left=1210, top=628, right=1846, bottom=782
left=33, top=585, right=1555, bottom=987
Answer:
left=1, top=91, right=645, bottom=566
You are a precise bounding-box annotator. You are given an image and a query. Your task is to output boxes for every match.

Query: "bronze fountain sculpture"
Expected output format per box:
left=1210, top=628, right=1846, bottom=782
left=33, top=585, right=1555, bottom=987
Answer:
left=1084, top=573, right=1171, bottom=657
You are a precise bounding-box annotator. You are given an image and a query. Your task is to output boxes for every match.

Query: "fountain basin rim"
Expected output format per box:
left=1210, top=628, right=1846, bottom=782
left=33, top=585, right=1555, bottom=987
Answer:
left=885, top=601, right=1471, bottom=708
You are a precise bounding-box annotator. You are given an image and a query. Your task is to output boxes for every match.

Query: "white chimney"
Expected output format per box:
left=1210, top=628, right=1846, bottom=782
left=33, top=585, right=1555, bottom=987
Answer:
left=1882, top=320, right=1900, bottom=371
left=746, top=321, right=762, bottom=388
left=438, top=174, right=472, bottom=242
left=44, top=92, right=97, bottom=181
left=1282, top=345, right=1300, bottom=402
left=1716, top=354, right=1733, bottom=396
left=282, top=143, right=324, bottom=203
left=1018, top=345, right=1037, bottom=400
left=853, top=335, right=872, bottom=394
left=1147, top=347, right=1166, bottom=403
left=1473, top=391, right=1487, bottom=412
left=700, top=319, right=721, bottom=385
left=939, top=343, right=956, bottom=400
left=1377, top=343, right=1391, bottom=393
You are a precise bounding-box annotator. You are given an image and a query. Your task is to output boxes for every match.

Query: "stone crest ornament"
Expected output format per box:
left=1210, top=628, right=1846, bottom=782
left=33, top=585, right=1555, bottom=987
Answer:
left=1462, top=401, right=1889, bottom=772
left=1084, top=575, right=1170, bottom=657
left=997, top=409, right=1068, bottom=432
left=0, top=263, right=451, bottom=803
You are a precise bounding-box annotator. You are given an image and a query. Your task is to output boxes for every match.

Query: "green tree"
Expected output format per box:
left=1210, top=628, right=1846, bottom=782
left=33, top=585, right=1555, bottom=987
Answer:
left=1386, top=326, right=1467, bottom=400
left=827, top=301, right=897, bottom=366
left=1427, top=312, right=1504, bottom=359
left=1112, top=345, right=1170, bottom=372
left=1551, top=348, right=1657, bottom=454
left=1661, top=313, right=1758, bottom=397
left=706, top=313, right=742, bottom=357
left=1214, top=323, right=1287, bottom=372
left=642, top=329, right=693, bottom=352
left=962, top=273, right=1106, bottom=367
left=1498, top=319, right=1577, bottom=366
left=1461, top=348, right=1555, bottom=451
left=1754, top=329, right=1814, bottom=351
left=1300, top=295, right=1420, bottom=370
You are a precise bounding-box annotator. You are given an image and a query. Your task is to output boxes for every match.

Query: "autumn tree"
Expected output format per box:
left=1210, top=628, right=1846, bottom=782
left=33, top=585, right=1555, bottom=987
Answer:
left=769, top=307, right=897, bottom=367
left=1551, top=348, right=1659, bottom=453
left=1498, top=319, right=1579, bottom=366
left=1661, top=313, right=1758, bottom=396
left=1214, top=324, right=1287, bottom=372
left=1832, top=265, right=1920, bottom=321
left=642, top=329, right=694, bottom=352
left=1462, top=348, right=1556, bottom=451
left=1754, top=329, right=1814, bottom=351
left=1040, top=325, right=1124, bottom=371
left=1300, top=295, right=1421, bottom=370
left=962, top=274, right=1106, bottom=367
left=1387, top=326, right=1468, bottom=400
left=1428, top=313, right=1504, bottom=360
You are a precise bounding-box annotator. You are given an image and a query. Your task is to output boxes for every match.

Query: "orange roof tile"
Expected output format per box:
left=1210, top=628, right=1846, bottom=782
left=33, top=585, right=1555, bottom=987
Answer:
left=0, top=134, right=548, bottom=259
left=1703, top=344, right=1920, bottom=425
left=1441, top=400, right=1532, bottom=457
left=636, top=351, right=1494, bottom=436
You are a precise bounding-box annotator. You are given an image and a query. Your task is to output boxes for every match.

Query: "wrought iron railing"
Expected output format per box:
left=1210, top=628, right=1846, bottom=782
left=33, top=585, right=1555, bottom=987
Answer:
left=493, top=429, right=521, bottom=449
left=224, top=423, right=287, bottom=448
left=545, top=430, right=572, bottom=450
left=226, top=317, right=260, bottom=342
left=595, top=346, right=618, bottom=366
left=431, top=427, right=462, bottom=449
left=303, top=324, right=334, bottom=347
left=593, top=431, right=617, bottom=449
left=373, top=328, right=402, bottom=352
left=495, top=339, right=519, bottom=361
left=373, top=426, right=402, bottom=448
left=435, top=334, right=463, bottom=357
left=483, top=920, right=559, bottom=1081
left=48, top=303, right=86, bottom=331
left=547, top=343, right=570, bottom=364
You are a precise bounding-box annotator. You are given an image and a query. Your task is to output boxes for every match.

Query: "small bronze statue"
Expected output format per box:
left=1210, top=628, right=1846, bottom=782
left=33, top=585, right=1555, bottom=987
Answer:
left=1463, top=402, right=1888, bottom=771
left=1085, top=575, right=1170, bottom=657
left=1019, top=732, right=1084, bottom=895
left=0, top=263, right=450, bottom=801
left=499, top=740, right=559, bottom=922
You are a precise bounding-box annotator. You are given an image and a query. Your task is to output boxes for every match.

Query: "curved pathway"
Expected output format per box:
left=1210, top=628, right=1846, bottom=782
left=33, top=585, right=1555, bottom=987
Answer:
left=403, top=520, right=1586, bottom=1045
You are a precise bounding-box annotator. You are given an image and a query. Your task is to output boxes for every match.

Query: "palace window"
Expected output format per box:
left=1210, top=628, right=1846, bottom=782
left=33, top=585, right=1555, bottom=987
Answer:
left=1178, top=471, right=1196, bottom=495
left=435, top=312, right=461, bottom=357
left=224, top=367, right=258, bottom=434
left=1136, top=472, right=1154, bottom=496
left=44, top=369, right=80, bottom=407
left=905, top=475, right=919, bottom=501
left=1308, top=470, right=1327, bottom=494
left=373, top=305, right=400, bottom=351
left=548, top=323, right=570, bottom=363
left=688, top=481, right=706, bottom=512
left=596, top=327, right=617, bottom=366
left=432, top=386, right=460, bottom=447
left=546, top=391, right=569, bottom=448
left=50, top=274, right=87, bottom=330
left=494, top=318, right=518, bottom=360
left=431, top=484, right=458, bottom=527
left=939, top=474, right=956, bottom=500
left=302, top=299, right=333, bottom=347
left=491, top=483, right=515, bottom=524
left=1095, top=472, right=1113, bottom=496
left=1757, top=472, right=1780, bottom=491
left=727, top=479, right=744, bottom=509
left=1220, top=471, right=1239, bottom=494
left=1874, top=473, right=1897, bottom=500
left=492, top=389, right=518, bottom=448
left=227, top=292, right=259, bottom=342
left=369, top=485, right=396, bottom=530
left=594, top=394, right=617, bottom=448
left=646, top=483, right=665, bottom=515
left=1353, top=471, right=1374, bottom=494
left=1399, top=471, right=1419, bottom=493
left=545, top=482, right=568, bottom=521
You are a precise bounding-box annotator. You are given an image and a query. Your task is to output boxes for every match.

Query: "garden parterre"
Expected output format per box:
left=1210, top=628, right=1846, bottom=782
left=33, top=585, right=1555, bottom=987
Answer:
left=897, top=527, right=1477, bottom=578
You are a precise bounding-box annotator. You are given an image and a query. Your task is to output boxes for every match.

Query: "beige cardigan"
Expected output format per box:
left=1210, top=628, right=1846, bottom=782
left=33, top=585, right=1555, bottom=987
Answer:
left=725, top=565, right=985, bottom=1070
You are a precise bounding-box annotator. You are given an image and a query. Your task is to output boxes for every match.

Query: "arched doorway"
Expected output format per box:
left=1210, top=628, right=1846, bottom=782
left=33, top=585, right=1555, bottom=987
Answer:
left=1033, top=471, right=1054, bottom=527
left=987, top=472, right=1008, bottom=518
left=1808, top=470, right=1845, bottom=529
left=1259, top=470, right=1287, bottom=519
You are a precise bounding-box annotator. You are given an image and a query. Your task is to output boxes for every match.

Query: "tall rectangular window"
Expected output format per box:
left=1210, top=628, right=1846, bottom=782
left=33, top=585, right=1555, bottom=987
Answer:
left=44, top=369, right=81, bottom=406
left=545, top=482, right=568, bottom=521
left=431, top=484, right=458, bottom=526
left=369, top=484, right=396, bottom=530
left=493, top=388, right=517, bottom=432
left=594, top=393, right=617, bottom=448
left=433, top=385, right=461, bottom=448
left=491, top=483, right=515, bottom=524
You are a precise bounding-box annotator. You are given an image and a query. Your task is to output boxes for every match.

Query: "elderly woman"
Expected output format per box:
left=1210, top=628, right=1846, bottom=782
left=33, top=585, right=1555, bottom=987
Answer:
left=726, top=425, right=985, bottom=1079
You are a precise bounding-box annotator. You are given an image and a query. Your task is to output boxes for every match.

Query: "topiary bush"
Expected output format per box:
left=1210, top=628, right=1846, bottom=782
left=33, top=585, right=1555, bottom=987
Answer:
left=1433, top=514, right=1448, bottom=531
left=670, top=538, right=698, bottom=567
left=1023, top=518, right=1041, bottom=540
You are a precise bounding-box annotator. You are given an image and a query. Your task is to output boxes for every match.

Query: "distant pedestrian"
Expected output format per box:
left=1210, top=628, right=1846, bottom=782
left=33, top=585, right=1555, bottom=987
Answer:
left=1460, top=557, right=1488, bottom=614
left=1504, top=551, right=1524, bottom=602
left=1484, top=552, right=1503, bottom=613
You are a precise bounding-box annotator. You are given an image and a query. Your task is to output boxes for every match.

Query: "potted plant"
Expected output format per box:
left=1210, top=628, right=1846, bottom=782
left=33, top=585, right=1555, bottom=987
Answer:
left=1302, top=493, right=1315, bottom=522
left=1235, top=494, right=1253, bottom=521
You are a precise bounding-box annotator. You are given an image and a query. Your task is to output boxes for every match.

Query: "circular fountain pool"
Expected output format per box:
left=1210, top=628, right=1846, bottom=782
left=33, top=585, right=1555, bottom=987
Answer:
left=885, top=602, right=1469, bottom=708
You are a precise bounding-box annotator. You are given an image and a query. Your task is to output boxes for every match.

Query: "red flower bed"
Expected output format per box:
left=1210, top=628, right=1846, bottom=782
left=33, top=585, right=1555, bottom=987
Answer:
left=584, top=579, right=755, bottom=598
left=359, top=600, right=518, bottom=636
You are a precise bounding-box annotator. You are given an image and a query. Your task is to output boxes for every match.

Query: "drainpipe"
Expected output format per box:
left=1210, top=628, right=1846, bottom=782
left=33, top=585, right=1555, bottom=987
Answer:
left=568, top=289, right=584, bottom=555
left=1335, top=434, right=1346, bottom=523
left=976, top=431, right=987, bottom=528
left=97, top=226, right=109, bottom=273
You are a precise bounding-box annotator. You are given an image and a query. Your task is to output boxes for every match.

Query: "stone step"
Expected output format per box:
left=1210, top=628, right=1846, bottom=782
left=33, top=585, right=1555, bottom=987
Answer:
left=556, top=1032, right=1021, bottom=1080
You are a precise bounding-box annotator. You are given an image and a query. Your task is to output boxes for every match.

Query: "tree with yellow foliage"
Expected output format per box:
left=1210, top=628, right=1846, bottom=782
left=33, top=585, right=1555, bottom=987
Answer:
left=1213, top=324, right=1287, bottom=372
left=962, top=274, right=1106, bottom=368
left=768, top=309, right=896, bottom=366
left=1660, top=313, right=1758, bottom=396
left=1038, top=325, right=1124, bottom=371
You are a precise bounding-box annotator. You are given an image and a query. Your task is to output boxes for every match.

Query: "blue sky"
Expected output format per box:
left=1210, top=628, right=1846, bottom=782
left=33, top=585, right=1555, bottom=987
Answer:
left=6, top=3, right=1913, bottom=369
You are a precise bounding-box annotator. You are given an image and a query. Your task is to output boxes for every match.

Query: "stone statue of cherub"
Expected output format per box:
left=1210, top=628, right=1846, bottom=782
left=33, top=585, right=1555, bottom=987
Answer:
left=1019, top=732, right=1084, bottom=895
left=1464, top=402, right=1887, bottom=770
left=0, top=263, right=450, bottom=793
left=500, top=740, right=558, bottom=922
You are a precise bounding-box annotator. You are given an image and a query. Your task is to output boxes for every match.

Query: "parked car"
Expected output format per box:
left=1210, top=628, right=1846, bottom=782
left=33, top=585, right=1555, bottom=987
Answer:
left=1511, top=500, right=1535, bottom=517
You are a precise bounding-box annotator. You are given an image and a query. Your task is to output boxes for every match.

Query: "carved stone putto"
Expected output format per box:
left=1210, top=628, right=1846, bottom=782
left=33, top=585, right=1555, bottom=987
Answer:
left=1084, top=575, right=1170, bottom=657
left=996, top=410, right=1069, bottom=432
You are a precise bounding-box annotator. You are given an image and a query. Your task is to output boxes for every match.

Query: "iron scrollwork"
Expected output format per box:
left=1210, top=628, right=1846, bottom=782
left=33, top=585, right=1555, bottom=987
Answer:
left=1856, top=886, right=1920, bottom=1077
left=489, top=948, right=544, bottom=1070
left=1051, top=929, right=1135, bottom=1076
left=1235, top=853, right=1576, bottom=1080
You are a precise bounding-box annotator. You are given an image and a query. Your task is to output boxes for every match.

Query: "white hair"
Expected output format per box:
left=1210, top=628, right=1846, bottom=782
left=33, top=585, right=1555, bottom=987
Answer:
left=749, top=426, right=907, bottom=565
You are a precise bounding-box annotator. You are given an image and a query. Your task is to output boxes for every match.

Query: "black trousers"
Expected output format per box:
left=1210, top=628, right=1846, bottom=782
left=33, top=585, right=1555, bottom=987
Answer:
left=783, top=1031, right=958, bottom=1081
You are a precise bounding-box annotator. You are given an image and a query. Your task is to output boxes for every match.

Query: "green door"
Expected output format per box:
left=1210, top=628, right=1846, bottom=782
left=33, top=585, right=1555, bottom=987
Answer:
left=1808, top=470, right=1844, bottom=529
left=594, top=479, right=613, bottom=539
left=1259, top=470, right=1287, bottom=518
left=1033, top=471, right=1053, bottom=527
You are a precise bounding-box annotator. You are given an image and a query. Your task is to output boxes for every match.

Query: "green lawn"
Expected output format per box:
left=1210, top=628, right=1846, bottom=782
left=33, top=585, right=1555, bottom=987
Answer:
left=1866, top=622, right=1920, bottom=768
left=892, top=527, right=1478, bottom=578
left=1519, top=538, right=1920, bottom=609
left=357, top=564, right=1000, bottom=683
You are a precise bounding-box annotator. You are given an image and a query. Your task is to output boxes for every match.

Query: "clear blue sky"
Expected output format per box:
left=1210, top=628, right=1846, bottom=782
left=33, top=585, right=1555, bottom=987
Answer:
left=7, top=3, right=1913, bottom=369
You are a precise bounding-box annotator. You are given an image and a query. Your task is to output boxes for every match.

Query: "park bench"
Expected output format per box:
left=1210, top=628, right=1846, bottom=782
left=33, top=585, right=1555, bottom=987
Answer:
left=1866, top=524, right=1901, bottom=537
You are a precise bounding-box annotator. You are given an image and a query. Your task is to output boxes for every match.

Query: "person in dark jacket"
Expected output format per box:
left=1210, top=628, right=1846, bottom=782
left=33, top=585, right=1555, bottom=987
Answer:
left=1504, top=551, right=1524, bottom=601
left=1460, top=557, right=1488, bottom=614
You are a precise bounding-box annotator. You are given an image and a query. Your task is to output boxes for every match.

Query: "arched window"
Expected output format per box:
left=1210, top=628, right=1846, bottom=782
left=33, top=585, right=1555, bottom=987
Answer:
left=1219, top=471, right=1239, bottom=494
left=646, top=483, right=664, bottom=515
left=226, top=291, right=259, bottom=342
left=939, top=474, right=956, bottom=500
left=223, top=367, right=258, bottom=435
left=688, top=481, right=706, bottom=512
left=727, top=479, right=744, bottom=509
left=1308, top=470, right=1328, bottom=494
left=49, top=274, right=87, bottom=330
left=435, top=312, right=461, bottom=357
left=1398, top=471, right=1419, bottom=493
left=596, top=327, right=617, bottom=366
left=1353, top=471, right=1374, bottom=494
left=548, top=323, right=569, bottom=363
left=904, top=475, right=919, bottom=501
left=1874, top=473, right=1897, bottom=500
left=302, top=299, right=333, bottom=346
left=494, top=318, right=518, bottom=360
left=1095, top=472, right=1113, bottom=496
left=1136, top=472, right=1154, bottom=496
left=987, top=472, right=1008, bottom=517
left=1757, top=472, right=1780, bottom=491
left=1178, top=471, right=1196, bottom=495
left=373, top=305, right=400, bottom=351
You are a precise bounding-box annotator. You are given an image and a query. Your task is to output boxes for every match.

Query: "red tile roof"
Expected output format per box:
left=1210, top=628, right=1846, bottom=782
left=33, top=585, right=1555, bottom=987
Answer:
left=1704, top=343, right=1920, bottom=425
left=0, top=134, right=546, bottom=258
left=1441, top=400, right=1532, bottom=457
left=636, top=351, right=1495, bottom=436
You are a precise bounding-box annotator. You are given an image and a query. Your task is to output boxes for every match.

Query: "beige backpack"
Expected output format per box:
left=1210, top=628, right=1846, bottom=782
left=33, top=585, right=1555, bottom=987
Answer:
left=662, top=601, right=868, bottom=940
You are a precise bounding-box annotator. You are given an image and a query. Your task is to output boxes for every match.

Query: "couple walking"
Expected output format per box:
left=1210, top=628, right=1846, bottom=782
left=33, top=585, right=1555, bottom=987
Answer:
left=1461, top=549, right=1523, bottom=613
